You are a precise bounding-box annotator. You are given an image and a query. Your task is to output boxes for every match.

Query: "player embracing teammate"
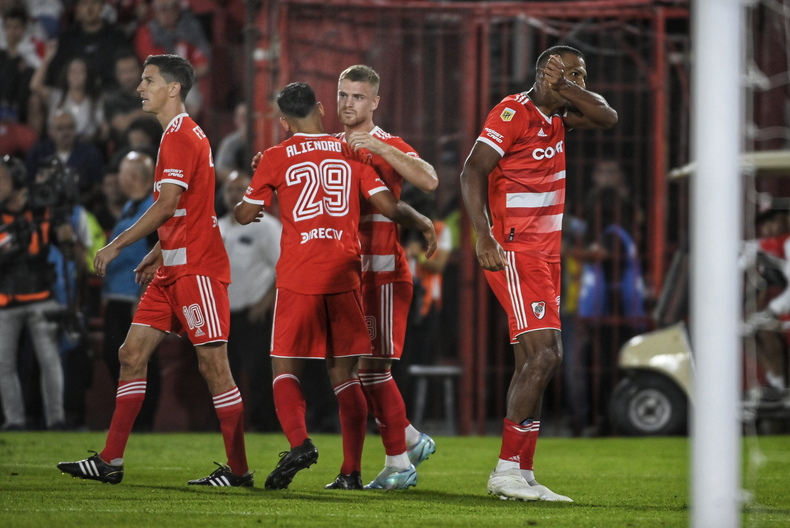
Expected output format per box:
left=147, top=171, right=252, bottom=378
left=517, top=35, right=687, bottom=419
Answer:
left=461, top=46, right=618, bottom=501
left=236, top=82, right=436, bottom=490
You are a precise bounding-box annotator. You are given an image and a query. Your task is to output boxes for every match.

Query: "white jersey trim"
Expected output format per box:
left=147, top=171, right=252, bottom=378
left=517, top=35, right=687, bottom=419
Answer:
left=161, top=178, right=188, bottom=190
left=506, top=190, right=564, bottom=209
left=162, top=247, right=187, bottom=266
left=360, top=214, right=393, bottom=223
left=163, top=112, right=189, bottom=136
left=367, top=186, right=389, bottom=197
left=476, top=137, right=505, bottom=157
left=532, top=214, right=564, bottom=233
left=173, top=208, right=187, bottom=217
left=292, top=133, right=331, bottom=137
left=243, top=196, right=266, bottom=205
left=362, top=254, right=396, bottom=273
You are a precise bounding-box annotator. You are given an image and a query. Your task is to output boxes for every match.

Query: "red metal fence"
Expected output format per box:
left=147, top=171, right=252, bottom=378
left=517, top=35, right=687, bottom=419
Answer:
left=252, top=0, right=691, bottom=435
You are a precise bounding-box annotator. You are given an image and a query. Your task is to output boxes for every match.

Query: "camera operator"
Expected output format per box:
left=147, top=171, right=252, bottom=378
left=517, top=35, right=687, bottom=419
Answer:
left=0, top=155, right=73, bottom=430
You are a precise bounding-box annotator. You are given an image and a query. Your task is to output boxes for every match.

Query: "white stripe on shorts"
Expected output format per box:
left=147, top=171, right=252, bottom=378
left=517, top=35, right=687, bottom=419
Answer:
left=506, top=251, right=528, bottom=329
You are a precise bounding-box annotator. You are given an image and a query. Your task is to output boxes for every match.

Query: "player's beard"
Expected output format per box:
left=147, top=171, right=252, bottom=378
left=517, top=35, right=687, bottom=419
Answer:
left=339, top=111, right=364, bottom=128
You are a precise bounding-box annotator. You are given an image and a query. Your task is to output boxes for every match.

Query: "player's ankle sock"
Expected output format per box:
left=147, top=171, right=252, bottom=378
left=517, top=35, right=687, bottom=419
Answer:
left=521, top=469, right=536, bottom=484
left=359, top=369, right=408, bottom=455
left=498, top=418, right=531, bottom=466
left=213, top=386, right=248, bottom=476
left=334, top=379, right=367, bottom=475
left=496, top=458, right=520, bottom=472
left=100, top=379, right=146, bottom=463
left=405, top=423, right=421, bottom=447
left=273, top=374, right=308, bottom=448
left=385, top=452, right=411, bottom=470
left=519, top=420, right=540, bottom=472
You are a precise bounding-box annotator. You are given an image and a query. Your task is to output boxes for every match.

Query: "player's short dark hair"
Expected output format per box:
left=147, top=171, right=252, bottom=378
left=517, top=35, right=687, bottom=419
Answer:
left=276, top=82, right=317, bottom=119
left=3, top=7, right=28, bottom=24
left=338, top=65, right=380, bottom=94
left=143, top=54, right=195, bottom=102
left=536, top=45, right=585, bottom=71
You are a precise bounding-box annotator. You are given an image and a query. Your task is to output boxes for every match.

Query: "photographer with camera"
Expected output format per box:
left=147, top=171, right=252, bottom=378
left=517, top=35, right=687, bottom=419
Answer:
left=0, top=155, right=75, bottom=430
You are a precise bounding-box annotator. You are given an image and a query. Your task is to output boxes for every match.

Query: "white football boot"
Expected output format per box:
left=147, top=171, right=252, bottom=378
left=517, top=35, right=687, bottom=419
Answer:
left=487, top=467, right=541, bottom=501
left=529, top=482, right=573, bottom=502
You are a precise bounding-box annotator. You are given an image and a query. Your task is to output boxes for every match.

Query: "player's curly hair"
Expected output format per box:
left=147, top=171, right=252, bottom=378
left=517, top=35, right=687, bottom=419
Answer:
left=143, top=54, right=195, bottom=102
left=338, top=65, right=380, bottom=94
left=277, top=82, right=317, bottom=118
left=536, top=45, right=585, bottom=71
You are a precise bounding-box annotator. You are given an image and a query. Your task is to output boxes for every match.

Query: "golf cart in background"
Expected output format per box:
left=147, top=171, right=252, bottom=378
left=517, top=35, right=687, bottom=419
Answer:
left=609, top=151, right=790, bottom=436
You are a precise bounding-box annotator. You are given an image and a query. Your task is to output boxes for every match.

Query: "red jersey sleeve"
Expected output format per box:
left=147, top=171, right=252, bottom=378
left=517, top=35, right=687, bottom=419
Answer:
left=358, top=162, right=389, bottom=198
left=387, top=136, right=420, bottom=158
left=477, top=98, right=529, bottom=157
left=244, top=151, right=276, bottom=205
left=158, top=133, right=196, bottom=190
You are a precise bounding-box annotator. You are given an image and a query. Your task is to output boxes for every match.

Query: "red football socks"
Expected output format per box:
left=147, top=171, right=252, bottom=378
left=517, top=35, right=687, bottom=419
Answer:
left=499, top=418, right=531, bottom=463
left=213, top=386, right=248, bottom=476
left=101, top=379, right=147, bottom=463
left=519, top=420, right=540, bottom=471
left=273, top=374, right=308, bottom=448
left=334, top=379, right=367, bottom=475
left=359, top=369, right=408, bottom=455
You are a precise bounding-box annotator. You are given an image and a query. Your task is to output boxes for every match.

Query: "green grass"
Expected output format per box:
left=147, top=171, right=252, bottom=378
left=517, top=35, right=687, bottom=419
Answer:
left=1, top=433, right=788, bottom=527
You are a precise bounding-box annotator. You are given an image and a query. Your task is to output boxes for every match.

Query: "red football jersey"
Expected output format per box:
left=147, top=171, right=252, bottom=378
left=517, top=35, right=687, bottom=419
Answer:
left=759, top=234, right=790, bottom=258
left=244, top=133, right=389, bottom=294
left=477, top=93, right=567, bottom=262
left=152, top=113, right=231, bottom=285
left=337, top=126, right=414, bottom=287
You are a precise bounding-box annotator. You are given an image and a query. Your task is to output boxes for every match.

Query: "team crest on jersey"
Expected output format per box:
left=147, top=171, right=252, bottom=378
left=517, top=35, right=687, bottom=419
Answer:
left=183, top=304, right=206, bottom=336
left=500, top=107, right=516, bottom=122
left=531, top=301, right=546, bottom=320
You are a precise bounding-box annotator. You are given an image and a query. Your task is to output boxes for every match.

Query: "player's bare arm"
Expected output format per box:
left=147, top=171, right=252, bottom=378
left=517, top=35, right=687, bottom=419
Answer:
left=460, top=141, right=509, bottom=272
left=368, top=190, right=437, bottom=258
left=347, top=131, right=438, bottom=192
left=543, top=54, right=617, bottom=130
left=233, top=200, right=264, bottom=226
left=94, top=183, right=183, bottom=276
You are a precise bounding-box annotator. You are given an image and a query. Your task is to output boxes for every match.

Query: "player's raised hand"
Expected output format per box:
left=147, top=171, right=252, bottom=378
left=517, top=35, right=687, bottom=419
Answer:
left=543, top=54, right=567, bottom=91
left=251, top=151, right=263, bottom=172
left=94, top=243, right=122, bottom=277
left=347, top=131, right=386, bottom=155
left=475, top=234, right=508, bottom=271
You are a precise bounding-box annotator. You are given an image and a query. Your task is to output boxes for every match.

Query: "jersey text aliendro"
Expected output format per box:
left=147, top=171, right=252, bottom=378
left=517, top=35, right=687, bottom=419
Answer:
left=477, top=93, right=566, bottom=262
left=337, top=126, right=415, bottom=287
left=244, top=133, right=389, bottom=294
left=153, top=112, right=231, bottom=285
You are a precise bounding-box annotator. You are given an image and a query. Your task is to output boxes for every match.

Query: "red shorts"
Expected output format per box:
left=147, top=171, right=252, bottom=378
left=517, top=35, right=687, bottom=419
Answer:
left=485, top=251, right=561, bottom=344
left=132, top=275, right=230, bottom=345
left=361, top=281, right=412, bottom=359
left=270, top=288, right=372, bottom=359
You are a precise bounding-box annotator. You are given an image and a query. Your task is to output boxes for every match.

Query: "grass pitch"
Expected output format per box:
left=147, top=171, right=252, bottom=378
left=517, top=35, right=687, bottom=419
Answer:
left=1, top=432, right=788, bottom=527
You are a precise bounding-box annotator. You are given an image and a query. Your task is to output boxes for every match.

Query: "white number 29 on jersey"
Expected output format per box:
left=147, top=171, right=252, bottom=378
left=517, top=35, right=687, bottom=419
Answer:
left=286, top=159, right=351, bottom=222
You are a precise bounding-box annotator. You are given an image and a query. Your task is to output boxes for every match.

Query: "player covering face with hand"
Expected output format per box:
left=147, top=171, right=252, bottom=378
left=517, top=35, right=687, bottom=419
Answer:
left=461, top=46, right=618, bottom=502
left=235, top=82, right=436, bottom=491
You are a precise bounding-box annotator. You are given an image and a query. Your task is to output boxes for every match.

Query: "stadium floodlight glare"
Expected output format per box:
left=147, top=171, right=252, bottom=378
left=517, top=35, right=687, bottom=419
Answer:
left=690, top=0, right=743, bottom=527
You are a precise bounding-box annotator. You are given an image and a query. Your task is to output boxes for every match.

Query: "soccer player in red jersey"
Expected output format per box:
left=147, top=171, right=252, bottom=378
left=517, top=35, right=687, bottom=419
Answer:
left=235, top=82, right=436, bottom=491
left=460, top=46, right=618, bottom=502
left=335, top=65, right=440, bottom=484
left=58, top=54, right=252, bottom=487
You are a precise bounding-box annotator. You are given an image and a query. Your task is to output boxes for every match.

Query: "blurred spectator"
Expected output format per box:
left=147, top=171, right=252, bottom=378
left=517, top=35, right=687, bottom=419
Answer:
left=0, top=7, right=36, bottom=124
left=31, top=51, right=104, bottom=140
left=122, top=115, right=161, bottom=150
left=92, top=167, right=127, bottom=232
left=0, top=155, right=69, bottom=430
left=218, top=170, right=281, bottom=432
left=102, top=150, right=161, bottom=430
left=214, top=101, right=249, bottom=185
left=103, top=0, right=149, bottom=37
left=102, top=48, right=146, bottom=146
left=23, top=0, right=62, bottom=39
left=26, top=109, right=104, bottom=202
left=134, top=0, right=210, bottom=115
left=46, top=0, right=129, bottom=89
left=0, top=0, right=46, bottom=68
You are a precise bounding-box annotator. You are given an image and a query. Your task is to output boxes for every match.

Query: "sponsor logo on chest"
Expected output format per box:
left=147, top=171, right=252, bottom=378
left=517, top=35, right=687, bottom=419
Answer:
left=532, top=140, right=564, bottom=160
